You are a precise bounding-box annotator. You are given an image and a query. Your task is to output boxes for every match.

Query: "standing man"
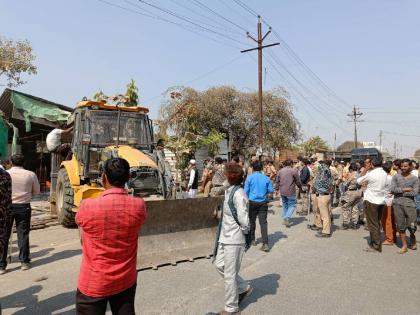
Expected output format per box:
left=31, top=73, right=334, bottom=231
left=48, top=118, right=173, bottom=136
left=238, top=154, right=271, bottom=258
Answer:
left=339, top=162, right=362, bottom=230
left=210, top=157, right=227, bottom=196
left=244, top=160, right=273, bottom=252
left=155, top=139, right=173, bottom=198
left=275, top=159, right=301, bottom=227
left=382, top=161, right=396, bottom=246
left=357, top=157, right=387, bottom=253
left=2, top=154, right=40, bottom=271
left=201, top=159, right=214, bottom=197
left=298, top=159, right=311, bottom=215
left=214, top=163, right=252, bottom=315
left=75, top=158, right=147, bottom=314
left=328, top=160, right=339, bottom=207
left=308, top=161, right=333, bottom=238
left=187, top=159, right=198, bottom=198
left=390, top=159, right=419, bottom=254
left=0, top=167, right=12, bottom=274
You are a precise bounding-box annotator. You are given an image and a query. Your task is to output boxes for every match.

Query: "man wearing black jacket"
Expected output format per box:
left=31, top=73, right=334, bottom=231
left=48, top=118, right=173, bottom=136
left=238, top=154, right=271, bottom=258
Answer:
left=298, top=160, right=311, bottom=215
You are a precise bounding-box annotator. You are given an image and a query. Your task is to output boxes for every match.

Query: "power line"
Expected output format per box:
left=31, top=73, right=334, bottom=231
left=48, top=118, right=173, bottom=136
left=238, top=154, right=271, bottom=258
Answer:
left=137, top=0, right=249, bottom=46
left=231, top=2, right=352, bottom=112
left=232, top=0, right=259, bottom=17
left=270, top=29, right=352, bottom=112
left=217, top=0, right=254, bottom=25
left=167, top=0, right=242, bottom=35
left=188, top=0, right=250, bottom=33
left=383, top=131, right=420, bottom=138
left=144, top=54, right=244, bottom=103
left=264, top=53, right=348, bottom=134
left=267, top=50, right=348, bottom=117
left=98, top=0, right=244, bottom=50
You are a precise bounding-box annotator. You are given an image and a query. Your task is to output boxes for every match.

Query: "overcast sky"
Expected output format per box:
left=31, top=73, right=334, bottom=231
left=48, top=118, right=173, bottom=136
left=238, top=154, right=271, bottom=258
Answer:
left=2, top=0, right=420, bottom=156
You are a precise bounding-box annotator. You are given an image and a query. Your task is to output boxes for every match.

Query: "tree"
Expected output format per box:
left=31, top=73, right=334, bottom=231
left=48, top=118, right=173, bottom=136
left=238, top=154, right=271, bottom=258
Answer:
left=91, top=79, right=139, bottom=106
left=336, top=140, right=363, bottom=152
left=158, top=85, right=300, bottom=157
left=198, top=129, right=225, bottom=157
left=414, top=149, right=420, bottom=157
left=301, top=136, right=329, bottom=155
left=0, top=37, right=37, bottom=87
left=125, top=79, right=139, bottom=106
left=93, top=90, right=106, bottom=102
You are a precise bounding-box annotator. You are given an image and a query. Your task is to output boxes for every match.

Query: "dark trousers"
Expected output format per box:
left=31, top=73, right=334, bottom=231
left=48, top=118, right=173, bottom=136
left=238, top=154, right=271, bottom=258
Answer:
left=364, top=201, right=384, bottom=251
left=249, top=201, right=268, bottom=245
left=0, top=204, right=31, bottom=268
left=76, top=283, right=137, bottom=315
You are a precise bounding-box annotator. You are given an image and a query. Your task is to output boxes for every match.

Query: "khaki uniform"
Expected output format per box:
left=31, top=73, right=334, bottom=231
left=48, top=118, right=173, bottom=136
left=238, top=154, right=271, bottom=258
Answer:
left=341, top=172, right=362, bottom=225
left=312, top=194, right=331, bottom=234
left=210, top=164, right=226, bottom=196
left=201, top=168, right=213, bottom=197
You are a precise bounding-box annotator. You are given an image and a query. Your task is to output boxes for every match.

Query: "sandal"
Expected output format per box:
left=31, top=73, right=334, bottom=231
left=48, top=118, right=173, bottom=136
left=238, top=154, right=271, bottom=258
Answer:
left=397, top=248, right=408, bottom=254
left=363, top=247, right=378, bottom=253
left=382, top=240, right=394, bottom=246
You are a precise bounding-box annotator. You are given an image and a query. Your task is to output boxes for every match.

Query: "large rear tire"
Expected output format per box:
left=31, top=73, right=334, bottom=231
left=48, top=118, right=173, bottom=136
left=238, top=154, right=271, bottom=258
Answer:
left=56, top=168, right=76, bottom=227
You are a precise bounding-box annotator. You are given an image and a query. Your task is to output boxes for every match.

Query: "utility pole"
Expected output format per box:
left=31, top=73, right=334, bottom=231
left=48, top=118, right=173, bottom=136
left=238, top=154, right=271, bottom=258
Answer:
left=347, top=105, right=363, bottom=148
left=379, top=130, right=383, bottom=152
left=333, top=132, right=336, bottom=160
left=241, top=16, right=279, bottom=156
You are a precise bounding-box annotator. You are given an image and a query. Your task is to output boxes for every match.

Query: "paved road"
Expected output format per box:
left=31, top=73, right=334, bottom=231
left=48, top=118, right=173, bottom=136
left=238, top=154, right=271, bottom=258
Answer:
left=1, top=201, right=420, bottom=315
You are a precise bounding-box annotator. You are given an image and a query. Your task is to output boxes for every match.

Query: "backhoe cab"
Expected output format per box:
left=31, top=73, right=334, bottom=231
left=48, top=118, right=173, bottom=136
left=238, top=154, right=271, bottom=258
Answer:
left=51, top=101, right=168, bottom=227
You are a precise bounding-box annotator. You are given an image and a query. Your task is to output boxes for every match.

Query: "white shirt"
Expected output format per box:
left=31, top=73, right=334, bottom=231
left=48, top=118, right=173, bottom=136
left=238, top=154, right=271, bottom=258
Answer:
left=357, top=167, right=387, bottom=205
left=411, top=169, right=419, bottom=177
left=219, top=186, right=250, bottom=245
left=46, top=128, right=63, bottom=151
left=8, top=166, right=40, bottom=204
left=188, top=168, right=196, bottom=188
left=384, top=174, right=394, bottom=207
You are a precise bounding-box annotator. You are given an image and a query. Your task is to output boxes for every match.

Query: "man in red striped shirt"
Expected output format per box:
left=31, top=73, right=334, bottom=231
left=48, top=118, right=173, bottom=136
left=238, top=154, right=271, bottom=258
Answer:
left=75, top=158, right=147, bottom=314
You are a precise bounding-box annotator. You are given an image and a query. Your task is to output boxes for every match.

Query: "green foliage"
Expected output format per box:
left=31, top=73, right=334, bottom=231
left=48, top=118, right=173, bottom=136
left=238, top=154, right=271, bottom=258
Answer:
left=198, top=130, right=224, bottom=157
left=0, top=36, right=37, bottom=87
left=125, top=79, right=139, bottom=106
left=158, top=85, right=300, bottom=156
left=301, top=136, right=329, bottom=155
left=93, top=90, right=106, bottom=102
left=164, top=132, right=201, bottom=171
left=91, top=79, right=139, bottom=106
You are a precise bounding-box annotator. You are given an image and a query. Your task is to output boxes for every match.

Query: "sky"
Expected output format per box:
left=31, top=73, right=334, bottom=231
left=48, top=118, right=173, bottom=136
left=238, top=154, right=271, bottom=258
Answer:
left=1, top=0, right=420, bottom=156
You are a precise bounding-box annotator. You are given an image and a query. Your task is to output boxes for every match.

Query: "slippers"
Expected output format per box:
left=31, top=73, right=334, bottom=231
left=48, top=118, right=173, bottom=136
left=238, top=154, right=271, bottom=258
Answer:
left=363, top=247, right=378, bottom=253
left=382, top=241, right=394, bottom=246
left=397, top=248, right=408, bottom=254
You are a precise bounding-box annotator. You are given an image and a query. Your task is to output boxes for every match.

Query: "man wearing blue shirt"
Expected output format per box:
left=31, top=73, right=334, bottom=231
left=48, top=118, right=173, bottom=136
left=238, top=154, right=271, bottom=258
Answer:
left=244, top=160, right=274, bottom=252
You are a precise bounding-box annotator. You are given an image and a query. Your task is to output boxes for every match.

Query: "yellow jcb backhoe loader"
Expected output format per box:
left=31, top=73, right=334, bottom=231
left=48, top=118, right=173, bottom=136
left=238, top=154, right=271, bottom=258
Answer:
left=50, top=100, right=222, bottom=270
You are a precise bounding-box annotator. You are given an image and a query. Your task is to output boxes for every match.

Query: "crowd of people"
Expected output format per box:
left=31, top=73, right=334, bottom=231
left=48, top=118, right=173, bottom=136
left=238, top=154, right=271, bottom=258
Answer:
left=1, top=152, right=420, bottom=314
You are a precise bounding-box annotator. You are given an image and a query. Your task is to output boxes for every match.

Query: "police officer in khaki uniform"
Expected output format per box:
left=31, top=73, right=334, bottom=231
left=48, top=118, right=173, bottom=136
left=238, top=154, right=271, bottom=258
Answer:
left=339, top=162, right=362, bottom=230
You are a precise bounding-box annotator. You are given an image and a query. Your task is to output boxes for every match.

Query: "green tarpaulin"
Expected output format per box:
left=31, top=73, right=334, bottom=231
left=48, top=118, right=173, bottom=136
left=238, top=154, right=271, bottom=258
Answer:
left=0, top=117, right=8, bottom=158
left=10, top=91, right=71, bottom=132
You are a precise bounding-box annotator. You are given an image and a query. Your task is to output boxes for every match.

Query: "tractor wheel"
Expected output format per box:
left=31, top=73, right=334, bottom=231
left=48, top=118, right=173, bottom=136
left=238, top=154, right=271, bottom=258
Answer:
left=56, top=168, right=76, bottom=227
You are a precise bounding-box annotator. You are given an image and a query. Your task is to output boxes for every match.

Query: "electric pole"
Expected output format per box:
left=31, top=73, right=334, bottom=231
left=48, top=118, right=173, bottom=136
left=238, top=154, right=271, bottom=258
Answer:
left=347, top=105, right=363, bottom=148
left=241, top=16, right=279, bottom=156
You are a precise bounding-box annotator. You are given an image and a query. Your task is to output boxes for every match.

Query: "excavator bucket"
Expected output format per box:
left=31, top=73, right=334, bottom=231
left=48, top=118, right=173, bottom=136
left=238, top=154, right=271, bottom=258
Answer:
left=138, top=196, right=223, bottom=270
